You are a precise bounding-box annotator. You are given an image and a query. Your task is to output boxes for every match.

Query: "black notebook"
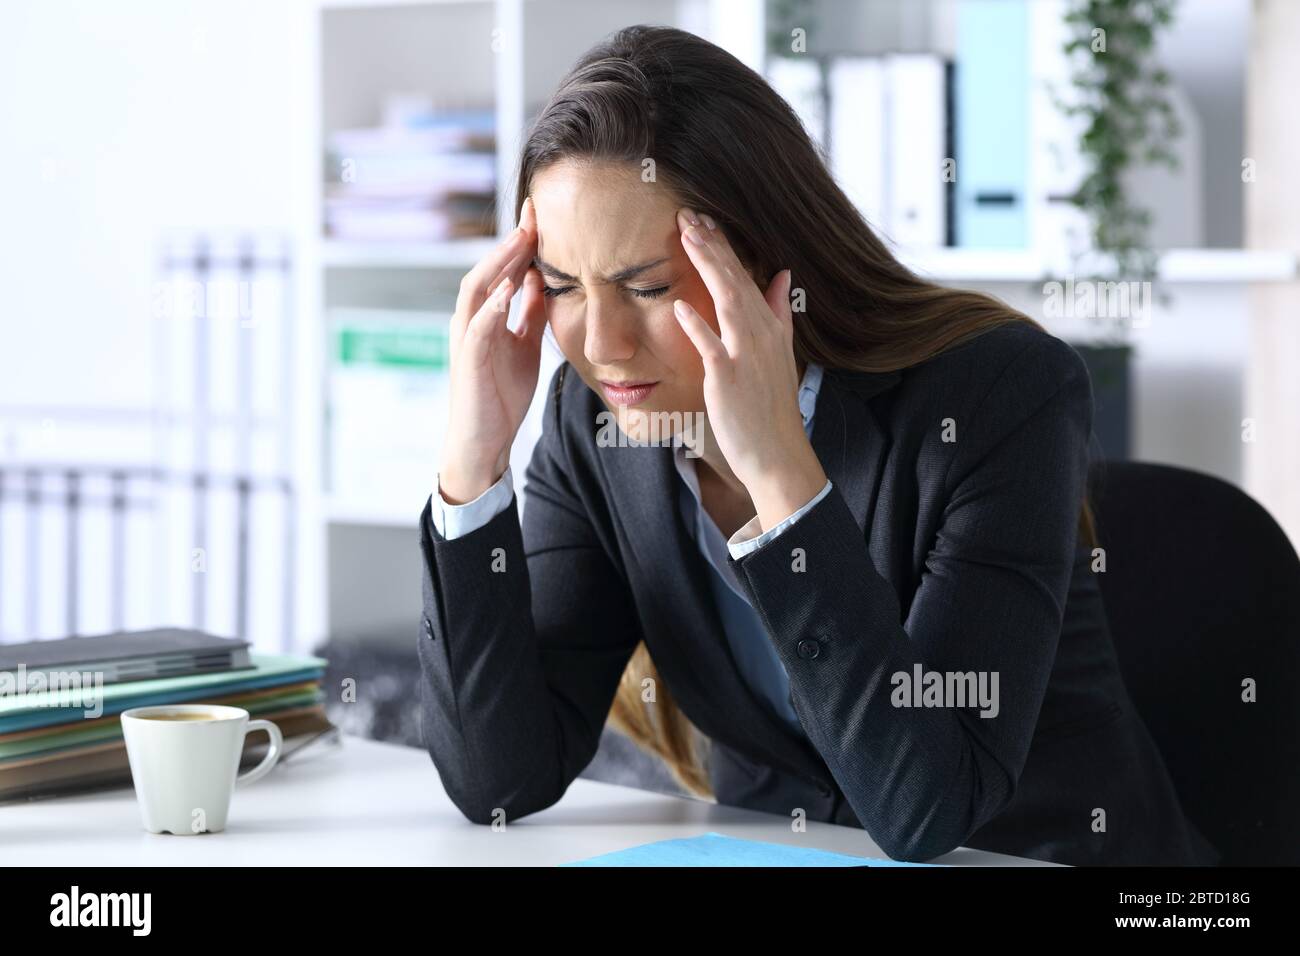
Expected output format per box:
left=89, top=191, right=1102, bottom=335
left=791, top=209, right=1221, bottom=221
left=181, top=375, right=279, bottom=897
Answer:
left=0, top=628, right=254, bottom=687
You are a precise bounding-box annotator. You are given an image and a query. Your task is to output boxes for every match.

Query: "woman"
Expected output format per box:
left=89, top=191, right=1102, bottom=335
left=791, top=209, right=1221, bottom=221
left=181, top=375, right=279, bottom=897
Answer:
left=416, top=25, right=1217, bottom=866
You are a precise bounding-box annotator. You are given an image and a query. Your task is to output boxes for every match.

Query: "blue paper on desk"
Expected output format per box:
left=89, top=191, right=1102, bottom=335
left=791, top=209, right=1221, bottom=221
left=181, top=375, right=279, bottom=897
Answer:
left=561, top=832, right=943, bottom=866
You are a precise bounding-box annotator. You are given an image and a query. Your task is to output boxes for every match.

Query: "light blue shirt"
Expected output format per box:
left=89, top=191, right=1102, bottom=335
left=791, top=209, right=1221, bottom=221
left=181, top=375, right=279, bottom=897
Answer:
left=429, top=364, right=832, bottom=737
left=671, top=363, right=828, bottom=737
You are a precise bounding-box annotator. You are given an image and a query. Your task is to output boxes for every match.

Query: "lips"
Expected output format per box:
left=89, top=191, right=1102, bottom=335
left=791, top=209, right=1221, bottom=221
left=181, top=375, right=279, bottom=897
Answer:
left=599, top=380, right=658, bottom=406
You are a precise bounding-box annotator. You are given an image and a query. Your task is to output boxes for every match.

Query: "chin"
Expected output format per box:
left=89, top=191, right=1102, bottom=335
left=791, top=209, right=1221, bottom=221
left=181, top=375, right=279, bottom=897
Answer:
left=612, top=402, right=706, bottom=453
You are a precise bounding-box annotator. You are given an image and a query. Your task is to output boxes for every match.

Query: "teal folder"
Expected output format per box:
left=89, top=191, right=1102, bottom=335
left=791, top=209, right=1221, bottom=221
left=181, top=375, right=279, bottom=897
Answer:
left=955, top=0, right=1030, bottom=247
left=0, top=654, right=327, bottom=734
left=561, top=832, right=944, bottom=867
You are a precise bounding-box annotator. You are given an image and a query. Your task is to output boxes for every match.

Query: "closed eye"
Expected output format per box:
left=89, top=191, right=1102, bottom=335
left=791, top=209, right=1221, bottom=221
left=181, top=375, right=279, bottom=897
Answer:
left=630, top=285, right=670, bottom=300
left=541, top=284, right=671, bottom=300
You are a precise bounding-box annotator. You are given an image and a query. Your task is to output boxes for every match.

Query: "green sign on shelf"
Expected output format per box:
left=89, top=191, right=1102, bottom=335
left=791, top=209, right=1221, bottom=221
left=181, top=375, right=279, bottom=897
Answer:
left=336, top=326, right=449, bottom=370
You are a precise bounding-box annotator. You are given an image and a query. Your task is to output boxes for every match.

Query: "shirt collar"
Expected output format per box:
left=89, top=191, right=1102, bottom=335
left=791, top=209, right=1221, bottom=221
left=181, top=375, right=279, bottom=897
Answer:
left=796, top=361, right=824, bottom=430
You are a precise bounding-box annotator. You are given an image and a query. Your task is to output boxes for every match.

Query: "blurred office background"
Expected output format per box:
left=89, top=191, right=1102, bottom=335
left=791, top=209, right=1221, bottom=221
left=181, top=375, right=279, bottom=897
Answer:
left=0, top=0, right=1296, bottom=788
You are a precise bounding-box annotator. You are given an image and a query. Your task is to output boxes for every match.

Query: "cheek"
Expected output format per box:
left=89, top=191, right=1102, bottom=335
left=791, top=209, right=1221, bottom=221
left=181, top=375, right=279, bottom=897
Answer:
left=668, top=291, right=717, bottom=368
left=545, top=304, right=584, bottom=362
left=652, top=307, right=707, bottom=408
left=647, top=302, right=701, bottom=365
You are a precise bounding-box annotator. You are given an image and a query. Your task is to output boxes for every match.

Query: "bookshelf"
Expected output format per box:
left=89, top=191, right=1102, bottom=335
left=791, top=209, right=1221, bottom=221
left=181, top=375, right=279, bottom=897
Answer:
left=321, top=237, right=498, bottom=269
left=293, top=0, right=1297, bottom=646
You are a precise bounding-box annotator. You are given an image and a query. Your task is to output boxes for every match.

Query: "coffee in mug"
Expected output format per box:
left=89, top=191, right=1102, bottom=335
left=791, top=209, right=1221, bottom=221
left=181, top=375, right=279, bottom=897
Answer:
left=137, top=712, right=215, bottom=721
left=120, top=704, right=283, bottom=835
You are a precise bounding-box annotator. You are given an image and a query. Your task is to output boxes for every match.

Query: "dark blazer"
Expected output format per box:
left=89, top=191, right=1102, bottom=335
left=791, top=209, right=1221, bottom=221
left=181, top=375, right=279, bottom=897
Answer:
left=416, top=321, right=1219, bottom=866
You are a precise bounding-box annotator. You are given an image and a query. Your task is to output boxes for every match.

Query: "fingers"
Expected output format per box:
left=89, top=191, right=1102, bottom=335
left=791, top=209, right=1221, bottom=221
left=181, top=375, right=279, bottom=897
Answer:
left=677, top=209, right=759, bottom=294
left=497, top=200, right=542, bottom=300
left=675, top=209, right=739, bottom=334
left=675, top=208, right=770, bottom=348
left=454, top=197, right=538, bottom=324
left=673, top=298, right=728, bottom=367
left=460, top=275, right=515, bottom=366
left=452, top=198, right=543, bottom=367
left=513, top=266, right=547, bottom=351
left=764, top=268, right=794, bottom=333
left=456, top=233, right=529, bottom=320
left=491, top=197, right=541, bottom=312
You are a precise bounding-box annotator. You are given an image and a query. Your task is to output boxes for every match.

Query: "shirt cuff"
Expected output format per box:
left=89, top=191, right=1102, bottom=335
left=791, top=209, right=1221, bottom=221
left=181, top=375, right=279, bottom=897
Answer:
left=727, top=479, right=833, bottom=560
left=430, top=466, right=515, bottom=540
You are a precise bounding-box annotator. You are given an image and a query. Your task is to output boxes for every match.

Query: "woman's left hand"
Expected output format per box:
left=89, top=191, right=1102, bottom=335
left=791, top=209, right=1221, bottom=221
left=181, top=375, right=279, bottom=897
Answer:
left=672, top=207, right=828, bottom=533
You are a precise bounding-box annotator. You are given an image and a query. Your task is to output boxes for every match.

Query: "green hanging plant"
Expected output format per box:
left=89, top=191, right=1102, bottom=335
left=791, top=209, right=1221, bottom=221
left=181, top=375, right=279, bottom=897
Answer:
left=1055, top=0, right=1182, bottom=283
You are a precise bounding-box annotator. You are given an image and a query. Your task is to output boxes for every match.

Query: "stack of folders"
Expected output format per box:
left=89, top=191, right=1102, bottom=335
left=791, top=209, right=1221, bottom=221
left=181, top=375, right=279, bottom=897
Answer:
left=0, top=629, right=333, bottom=801
left=324, top=97, right=496, bottom=242
left=769, top=0, right=1065, bottom=251
left=769, top=53, right=952, bottom=250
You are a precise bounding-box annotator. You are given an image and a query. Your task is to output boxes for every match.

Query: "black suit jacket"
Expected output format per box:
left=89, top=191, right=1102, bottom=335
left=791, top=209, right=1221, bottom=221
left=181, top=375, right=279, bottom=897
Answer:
left=416, top=322, right=1219, bottom=866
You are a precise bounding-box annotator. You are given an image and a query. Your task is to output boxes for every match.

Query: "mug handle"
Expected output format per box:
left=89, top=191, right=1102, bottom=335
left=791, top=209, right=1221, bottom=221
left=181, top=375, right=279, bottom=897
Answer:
left=236, top=719, right=284, bottom=788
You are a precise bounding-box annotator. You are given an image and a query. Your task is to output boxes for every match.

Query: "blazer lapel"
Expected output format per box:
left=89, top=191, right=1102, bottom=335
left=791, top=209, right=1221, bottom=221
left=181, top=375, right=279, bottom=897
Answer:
left=810, top=368, right=901, bottom=536
left=596, top=438, right=818, bottom=778
left=593, top=366, right=902, bottom=787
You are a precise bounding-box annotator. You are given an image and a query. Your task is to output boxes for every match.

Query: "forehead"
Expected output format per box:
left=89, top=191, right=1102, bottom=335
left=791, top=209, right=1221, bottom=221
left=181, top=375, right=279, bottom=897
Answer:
left=531, top=160, right=681, bottom=278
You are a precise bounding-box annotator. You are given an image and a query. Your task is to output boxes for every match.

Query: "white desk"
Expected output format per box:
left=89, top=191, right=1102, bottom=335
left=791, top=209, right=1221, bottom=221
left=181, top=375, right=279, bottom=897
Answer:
left=0, top=736, right=1054, bottom=866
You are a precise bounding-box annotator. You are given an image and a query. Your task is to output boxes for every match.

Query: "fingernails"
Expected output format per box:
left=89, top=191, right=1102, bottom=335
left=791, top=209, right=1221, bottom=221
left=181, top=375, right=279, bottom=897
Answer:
left=684, top=225, right=707, bottom=246
left=700, top=213, right=717, bottom=231
left=673, top=300, right=689, bottom=320
left=681, top=208, right=700, bottom=226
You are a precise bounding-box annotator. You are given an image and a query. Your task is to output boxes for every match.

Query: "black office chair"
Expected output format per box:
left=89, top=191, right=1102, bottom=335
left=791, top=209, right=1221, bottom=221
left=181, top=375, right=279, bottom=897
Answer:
left=1088, top=460, right=1300, bottom=865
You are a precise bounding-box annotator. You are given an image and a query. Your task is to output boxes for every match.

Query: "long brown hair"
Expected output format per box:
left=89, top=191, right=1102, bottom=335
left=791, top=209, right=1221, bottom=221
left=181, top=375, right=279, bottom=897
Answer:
left=513, top=25, right=1094, bottom=800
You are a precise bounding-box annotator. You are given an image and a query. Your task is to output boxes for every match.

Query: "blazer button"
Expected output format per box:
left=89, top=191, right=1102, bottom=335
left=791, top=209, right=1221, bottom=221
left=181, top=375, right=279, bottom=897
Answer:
left=423, top=616, right=435, bottom=641
left=796, top=639, right=820, bottom=660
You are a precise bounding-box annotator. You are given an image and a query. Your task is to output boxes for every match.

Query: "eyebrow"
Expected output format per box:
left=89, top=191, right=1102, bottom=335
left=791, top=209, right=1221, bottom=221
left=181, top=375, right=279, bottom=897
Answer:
left=532, top=256, right=671, bottom=284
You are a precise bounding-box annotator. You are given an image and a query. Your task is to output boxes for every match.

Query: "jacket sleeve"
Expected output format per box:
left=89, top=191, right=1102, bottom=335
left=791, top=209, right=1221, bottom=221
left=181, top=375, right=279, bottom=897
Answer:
left=416, top=366, right=643, bottom=824
left=727, top=334, right=1094, bottom=862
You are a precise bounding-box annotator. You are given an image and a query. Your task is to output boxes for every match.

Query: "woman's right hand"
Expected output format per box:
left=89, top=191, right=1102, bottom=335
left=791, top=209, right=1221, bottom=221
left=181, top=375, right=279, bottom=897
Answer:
left=438, top=197, right=546, bottom=504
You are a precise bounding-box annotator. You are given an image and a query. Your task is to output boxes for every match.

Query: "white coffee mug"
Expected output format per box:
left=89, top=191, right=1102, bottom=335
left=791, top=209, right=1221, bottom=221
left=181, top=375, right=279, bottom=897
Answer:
left=120, top=704, right=283, bottom=835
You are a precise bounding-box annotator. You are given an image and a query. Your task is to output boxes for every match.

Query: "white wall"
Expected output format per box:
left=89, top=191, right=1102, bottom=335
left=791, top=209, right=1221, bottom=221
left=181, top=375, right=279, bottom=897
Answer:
left=0, top=0, right=303, bottom=411
left=1158, top=0, right=1250, bottom=249
left=0, top=0, right=309, bottom=644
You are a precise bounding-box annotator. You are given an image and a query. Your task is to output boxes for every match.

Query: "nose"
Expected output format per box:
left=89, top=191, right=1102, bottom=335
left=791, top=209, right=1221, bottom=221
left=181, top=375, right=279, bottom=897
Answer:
left=583, top=295, right=638, bottom=368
